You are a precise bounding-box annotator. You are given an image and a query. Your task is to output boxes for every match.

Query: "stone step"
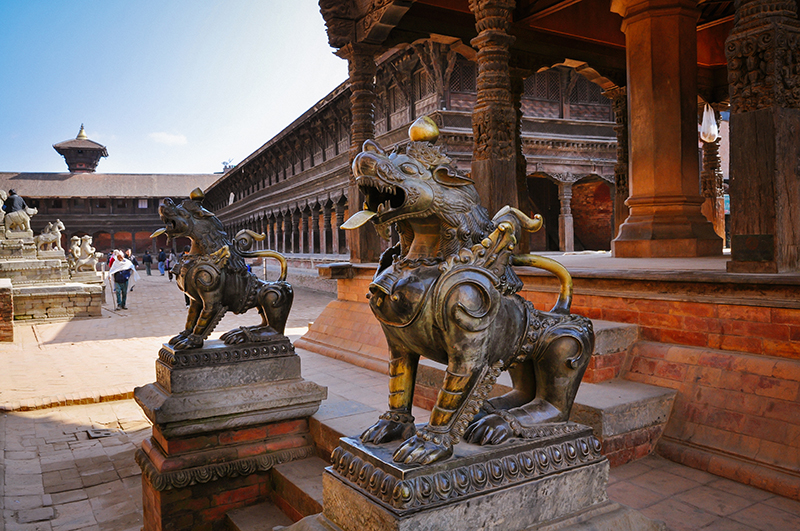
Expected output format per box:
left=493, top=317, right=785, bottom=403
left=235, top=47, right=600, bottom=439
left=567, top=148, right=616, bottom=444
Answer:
left=225, top=500, right=293, bottom=531
left=571, top=379, right=677, bottom=467
left=271, top=456, right=328, bottom=521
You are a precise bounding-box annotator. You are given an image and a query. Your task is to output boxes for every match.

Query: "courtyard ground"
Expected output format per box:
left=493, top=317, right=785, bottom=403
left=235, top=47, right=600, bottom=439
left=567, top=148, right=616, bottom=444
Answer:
left=0, top=274, right=798, bottom=530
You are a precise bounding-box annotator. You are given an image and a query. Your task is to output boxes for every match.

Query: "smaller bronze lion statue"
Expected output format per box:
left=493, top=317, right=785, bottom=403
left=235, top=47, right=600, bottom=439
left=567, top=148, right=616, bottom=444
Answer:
left=152, top=189, right=293, bottom=350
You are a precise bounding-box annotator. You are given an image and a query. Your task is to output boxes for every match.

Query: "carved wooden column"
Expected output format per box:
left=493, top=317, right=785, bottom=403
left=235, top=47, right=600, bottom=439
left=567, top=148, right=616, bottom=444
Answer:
left=603, top=86, right=630, bottom=238
left=511, top=67, right=531, bottom=253
left=338, top=43, right=383, bottom=263
left=291, top=210, right=301, bottom=254
left=610, top=0, right=722, bottom=257
left=323, top=202, right=333, bottom=255
left=300, top=208, right=309, bottom=254
left=311, top=205, right=321, bottom=254
left=279, top=214, right=287, bottom=254
left=558, top=180, right=575, bottom=252
left=699, top=104, right=726, bottom=241
left=469, top=0, right=525, bottom=217
left=335, top=201, right=348, bottom=255
left=726, top=0, right=800, bottom=272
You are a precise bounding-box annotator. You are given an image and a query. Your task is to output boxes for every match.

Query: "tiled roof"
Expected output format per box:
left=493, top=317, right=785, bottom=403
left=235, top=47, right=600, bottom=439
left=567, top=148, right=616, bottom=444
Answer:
left=52, top=138, right=108, bottom=152
left=0, top=172, right=219, bottom=198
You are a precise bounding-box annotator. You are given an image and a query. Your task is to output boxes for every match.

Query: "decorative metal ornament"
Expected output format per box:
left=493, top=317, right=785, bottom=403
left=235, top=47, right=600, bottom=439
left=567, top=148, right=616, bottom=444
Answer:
left=152, top=195, right=293, bottom=350
left=344, top=117, right=595, bottom=465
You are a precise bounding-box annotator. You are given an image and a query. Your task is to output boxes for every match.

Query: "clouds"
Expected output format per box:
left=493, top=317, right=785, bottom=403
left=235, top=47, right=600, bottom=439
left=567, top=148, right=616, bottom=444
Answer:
left=149, top=132, right=187, bottom=146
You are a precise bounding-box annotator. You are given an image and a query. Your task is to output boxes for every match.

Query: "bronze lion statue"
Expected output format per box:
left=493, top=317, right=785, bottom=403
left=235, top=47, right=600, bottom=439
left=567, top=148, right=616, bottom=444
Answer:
left=152, top=189, right=293, bottom=350
left=343, top=117, right=594, bottom=465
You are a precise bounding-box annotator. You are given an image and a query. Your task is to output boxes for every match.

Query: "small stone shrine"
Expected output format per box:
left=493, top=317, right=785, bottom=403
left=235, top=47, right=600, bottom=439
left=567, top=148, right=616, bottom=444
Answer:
left=134, top=191, right=327, bottom=530
left=0, top=190, right=102, bottom=322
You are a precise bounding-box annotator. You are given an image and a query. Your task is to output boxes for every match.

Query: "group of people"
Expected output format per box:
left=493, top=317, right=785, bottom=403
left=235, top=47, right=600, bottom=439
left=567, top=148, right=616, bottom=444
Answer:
left=107, top=246, right=190, bottom=310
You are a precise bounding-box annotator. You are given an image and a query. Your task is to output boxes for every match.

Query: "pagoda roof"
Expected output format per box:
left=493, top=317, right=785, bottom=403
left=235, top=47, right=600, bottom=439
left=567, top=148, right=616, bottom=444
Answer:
left=52, top=137, right=108, bottom=155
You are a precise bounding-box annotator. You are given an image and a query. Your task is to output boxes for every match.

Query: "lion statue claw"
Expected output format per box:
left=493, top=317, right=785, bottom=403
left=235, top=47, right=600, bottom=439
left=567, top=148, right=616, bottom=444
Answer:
left=345, top=117, right=594, bottom=465
left=154, top=190, right=293, bottom=350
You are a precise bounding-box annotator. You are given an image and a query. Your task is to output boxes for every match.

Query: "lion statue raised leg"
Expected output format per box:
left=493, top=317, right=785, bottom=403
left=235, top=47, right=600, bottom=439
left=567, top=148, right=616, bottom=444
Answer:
left=346, top=117, right=594, bottom=465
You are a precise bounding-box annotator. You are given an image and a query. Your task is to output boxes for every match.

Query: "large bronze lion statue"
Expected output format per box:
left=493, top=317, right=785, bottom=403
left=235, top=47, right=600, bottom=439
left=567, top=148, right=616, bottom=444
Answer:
left=152, top=189, right=293, bottom=350
left=344, top=117, right=594, bottom=465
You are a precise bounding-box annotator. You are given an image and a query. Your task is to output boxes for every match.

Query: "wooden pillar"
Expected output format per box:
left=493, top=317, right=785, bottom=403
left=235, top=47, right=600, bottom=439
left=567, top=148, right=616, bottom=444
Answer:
left=300, top=208, right=309, bottom=254
left=511, top=67, right=531, bottom=253
left=335, top=201, right=348, bottom=255
left=610, top=0, right=722, bottom=257
left=726, top=0, right=800, bottom=272
left=323, top=202, right=333, bottom=255
left=312, top=205, right=321, bottom=254
left=558, top=181, right=575, bottom=252
left=603, top=86, right=630, bottom=238
left=291, top=210, right=300, bottom=254
left=468, top=0, right=525, bottom=218
left=338, top=43, right=383, bottom=263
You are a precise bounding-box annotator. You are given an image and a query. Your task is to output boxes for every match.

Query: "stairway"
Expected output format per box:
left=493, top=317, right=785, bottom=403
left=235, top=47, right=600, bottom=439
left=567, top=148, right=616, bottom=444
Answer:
left=226, top=319, right=677, bottom=529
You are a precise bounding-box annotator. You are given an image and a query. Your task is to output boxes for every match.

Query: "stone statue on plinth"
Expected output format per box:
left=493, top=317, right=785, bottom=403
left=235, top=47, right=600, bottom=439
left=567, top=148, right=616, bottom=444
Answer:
left=151, top=188, right=293, bottom=349
left=0, top=189, right=38, bottom=239
left=34, top=219, right=66, bottom=259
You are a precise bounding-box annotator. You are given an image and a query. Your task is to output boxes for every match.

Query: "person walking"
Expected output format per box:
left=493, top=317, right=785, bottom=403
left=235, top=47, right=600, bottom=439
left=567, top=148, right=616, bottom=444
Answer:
left=125, top=249, right=139, bottom=291
left=142, top=250, right=153, bottom=276
left=157, top=248, right=166, bottom=276
left=167, top=250, right=177, bottom=281
left=108, top=250, right=137, bottom=310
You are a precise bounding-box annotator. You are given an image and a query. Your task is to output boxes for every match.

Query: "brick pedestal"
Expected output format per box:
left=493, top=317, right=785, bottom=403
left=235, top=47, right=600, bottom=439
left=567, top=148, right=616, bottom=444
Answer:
left=135, top=338, right=327, bottom=530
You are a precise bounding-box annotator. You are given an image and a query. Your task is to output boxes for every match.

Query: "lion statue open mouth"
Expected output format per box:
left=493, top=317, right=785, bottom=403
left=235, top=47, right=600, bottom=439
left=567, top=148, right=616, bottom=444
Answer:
left=152, top=189, right=293, bottom=350
left=344, top=116, right=594, bottom=465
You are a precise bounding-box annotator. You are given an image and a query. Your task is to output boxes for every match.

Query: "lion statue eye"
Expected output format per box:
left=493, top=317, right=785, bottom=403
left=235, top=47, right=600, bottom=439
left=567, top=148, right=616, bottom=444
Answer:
left=400, top=162, right=419, bottom=175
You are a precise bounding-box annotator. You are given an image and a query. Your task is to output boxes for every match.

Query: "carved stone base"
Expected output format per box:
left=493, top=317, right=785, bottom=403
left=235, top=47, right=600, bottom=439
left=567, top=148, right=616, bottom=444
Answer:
left=285, top=427, right=666, bottom=531
left=4, top=230, right=33, bottom=240
left=134, top=338, right=327, bottom=531
left=0, top=238, right=37, bottom=260
left=68, top=270, right=103, bottom=283
left=36, top=249, right=66, bottom=260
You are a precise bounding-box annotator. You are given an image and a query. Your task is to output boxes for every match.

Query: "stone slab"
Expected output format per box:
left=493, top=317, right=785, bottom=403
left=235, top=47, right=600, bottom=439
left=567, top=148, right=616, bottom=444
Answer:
left=135, top=378, right=327, bottom=437
left=155, top=354, right=301, bottom=394
left=226, top=501, right=294, bottom=531
left=592, top=319, right=638, bottom=356
left=571, top=380, right=677, bottom=438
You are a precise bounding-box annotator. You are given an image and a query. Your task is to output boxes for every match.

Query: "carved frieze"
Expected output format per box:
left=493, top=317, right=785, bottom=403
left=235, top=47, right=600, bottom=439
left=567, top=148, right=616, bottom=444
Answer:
left=726, top=0, right=800, bottom=112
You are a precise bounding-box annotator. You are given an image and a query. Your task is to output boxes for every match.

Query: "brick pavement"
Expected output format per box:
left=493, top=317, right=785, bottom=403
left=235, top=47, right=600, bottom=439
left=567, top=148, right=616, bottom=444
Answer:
left=1, top=272, right=799, bottom=530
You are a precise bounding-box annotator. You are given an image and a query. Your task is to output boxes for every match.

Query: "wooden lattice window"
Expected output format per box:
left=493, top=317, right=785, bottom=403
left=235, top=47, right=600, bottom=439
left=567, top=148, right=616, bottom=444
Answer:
left=449, top=59, right=476, bottom=92
left=524, top=70, right=560, bottom=101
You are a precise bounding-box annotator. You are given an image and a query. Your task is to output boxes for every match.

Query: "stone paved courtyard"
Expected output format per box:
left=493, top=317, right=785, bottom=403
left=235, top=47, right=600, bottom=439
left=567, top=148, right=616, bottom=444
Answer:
left=1, top=274, right=799, bottom=530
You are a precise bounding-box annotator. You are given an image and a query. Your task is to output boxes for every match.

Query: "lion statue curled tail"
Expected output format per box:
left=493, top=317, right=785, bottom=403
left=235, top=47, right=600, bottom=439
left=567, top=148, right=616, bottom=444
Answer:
left=343, top=117, right=595, bottom=465
left=153, top=189, right=293, bottom=350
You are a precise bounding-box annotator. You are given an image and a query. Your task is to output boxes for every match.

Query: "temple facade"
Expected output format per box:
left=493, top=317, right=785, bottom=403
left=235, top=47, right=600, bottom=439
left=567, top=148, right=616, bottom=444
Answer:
left=202, top=52, right=619, bottom=257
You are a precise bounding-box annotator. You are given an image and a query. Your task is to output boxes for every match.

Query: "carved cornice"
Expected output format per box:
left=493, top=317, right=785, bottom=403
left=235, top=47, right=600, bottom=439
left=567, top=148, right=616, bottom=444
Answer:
left=330, top=430, right=604, bottom=513
left=135, top=445, right=315, bottom=491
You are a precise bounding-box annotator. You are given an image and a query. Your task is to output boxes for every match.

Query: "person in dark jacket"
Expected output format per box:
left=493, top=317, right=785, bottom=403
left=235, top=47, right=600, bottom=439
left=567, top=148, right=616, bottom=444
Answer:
left=3, top=189, right=28, bottom=213
left=157, top=248, right=167, bottom=276
left=142, top=251, right=153, bottom=275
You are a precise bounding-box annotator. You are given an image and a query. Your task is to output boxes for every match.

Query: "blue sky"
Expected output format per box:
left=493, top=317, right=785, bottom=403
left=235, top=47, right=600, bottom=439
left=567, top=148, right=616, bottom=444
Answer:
left=0, top=1, right=348, bottom=174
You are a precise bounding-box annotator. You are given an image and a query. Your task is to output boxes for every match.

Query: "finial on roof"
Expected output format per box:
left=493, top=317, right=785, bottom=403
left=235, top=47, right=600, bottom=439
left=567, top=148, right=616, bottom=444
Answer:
left=76, top=124, right=88, bottom=140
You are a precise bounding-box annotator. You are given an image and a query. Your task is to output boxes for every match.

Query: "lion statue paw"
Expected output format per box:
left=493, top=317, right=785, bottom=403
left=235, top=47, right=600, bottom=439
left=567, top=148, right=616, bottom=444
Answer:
left=392, top=433, right=454, bottom=465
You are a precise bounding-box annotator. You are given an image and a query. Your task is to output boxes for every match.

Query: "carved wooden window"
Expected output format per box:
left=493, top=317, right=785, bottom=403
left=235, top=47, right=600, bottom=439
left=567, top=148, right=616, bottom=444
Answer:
left=50, top=199, right=63, bottom=209
left=73, top=198, right=85, bottom=209
left=138, top=199, right=148, bottom=209
left=449, top=59, right=476, bottom=93
left=95, top=199, right=107, bottom=209
left=569, top=76, right=605, bottom=104
left=413, top=69, right=433, bottom=100
left=524, top=70, right=560, bottom=101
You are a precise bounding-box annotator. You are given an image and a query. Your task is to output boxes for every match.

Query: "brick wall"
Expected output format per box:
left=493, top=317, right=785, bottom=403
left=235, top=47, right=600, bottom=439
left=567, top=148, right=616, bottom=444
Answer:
left=571, top=180, right=613, bottom=251
left=0, top=278, right=13, bottom=341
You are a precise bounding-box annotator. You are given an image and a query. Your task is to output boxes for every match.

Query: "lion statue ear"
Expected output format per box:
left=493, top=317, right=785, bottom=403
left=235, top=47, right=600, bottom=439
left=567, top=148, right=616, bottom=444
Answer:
left=432, top=166, right=474, bottom=187
left=362, top=139, right=385, bottom=155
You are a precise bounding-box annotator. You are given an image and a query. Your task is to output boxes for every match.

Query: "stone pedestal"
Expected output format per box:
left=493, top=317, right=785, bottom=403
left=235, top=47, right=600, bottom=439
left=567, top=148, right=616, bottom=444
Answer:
left=287, top=425, right=666, bottom=531
left=0, top=238, right=37, bottom=260
left=134, top=337, right=327, bottom=531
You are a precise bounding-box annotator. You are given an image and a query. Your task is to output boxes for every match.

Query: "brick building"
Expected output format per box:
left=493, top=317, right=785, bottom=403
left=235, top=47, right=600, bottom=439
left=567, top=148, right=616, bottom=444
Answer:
left=0, top=126, right=218, bottom=255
